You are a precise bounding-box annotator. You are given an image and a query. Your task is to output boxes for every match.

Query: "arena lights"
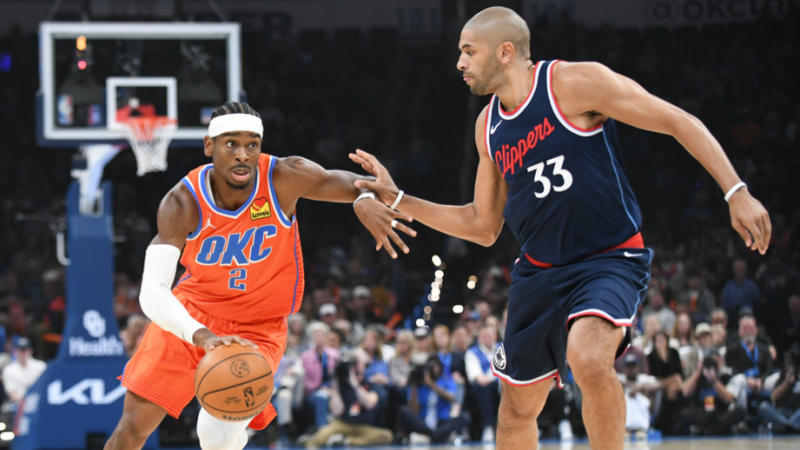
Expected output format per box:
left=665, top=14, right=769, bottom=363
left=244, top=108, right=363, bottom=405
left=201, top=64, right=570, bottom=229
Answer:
left=452, top=304, right=464, bottom=314
left=77, top=60, right=87, bottom=70
left=431, top=254, right=442, bottom=267
left=0, top=422, right=5, bottom=431
left=466, top=275, right=478, bottom=290
left=434, top=269, right=444, bottom=279
left=76, top=35, right=87, bottom=51
left=0, top=431, right=14, bottom=441
left=415, top=318, right=426, bottom=328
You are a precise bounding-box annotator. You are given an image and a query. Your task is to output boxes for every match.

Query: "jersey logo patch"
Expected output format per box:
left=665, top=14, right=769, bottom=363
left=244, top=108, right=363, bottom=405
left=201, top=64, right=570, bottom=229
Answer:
left=490, top=121, right=502, bottom=135
left=493, top=343, right=507, bottom=371
left=250, top=197, right=271, bottom=220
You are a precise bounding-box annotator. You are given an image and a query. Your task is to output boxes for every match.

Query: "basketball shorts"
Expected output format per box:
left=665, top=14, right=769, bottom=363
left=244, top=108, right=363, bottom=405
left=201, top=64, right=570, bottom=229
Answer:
left=491, top=247, right=652, bottom=387
left=121, top=300, right=287, bottom=430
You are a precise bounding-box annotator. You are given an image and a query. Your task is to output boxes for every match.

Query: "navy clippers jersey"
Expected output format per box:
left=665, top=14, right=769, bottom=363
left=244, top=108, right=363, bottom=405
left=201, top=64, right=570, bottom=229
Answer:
left=486, top=60, right=642, bottom=266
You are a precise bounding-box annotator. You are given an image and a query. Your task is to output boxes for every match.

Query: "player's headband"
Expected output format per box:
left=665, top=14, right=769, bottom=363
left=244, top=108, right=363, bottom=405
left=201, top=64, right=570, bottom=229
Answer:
left=207, top=113, right=264, bottom=138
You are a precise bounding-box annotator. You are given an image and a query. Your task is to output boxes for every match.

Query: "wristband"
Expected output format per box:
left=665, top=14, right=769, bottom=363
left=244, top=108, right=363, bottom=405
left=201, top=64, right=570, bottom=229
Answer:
left=390, top=190, right=405, bottom=210
left=353, top=191, right=376, bottom=206
left=724, top=182, right=747, bottom=202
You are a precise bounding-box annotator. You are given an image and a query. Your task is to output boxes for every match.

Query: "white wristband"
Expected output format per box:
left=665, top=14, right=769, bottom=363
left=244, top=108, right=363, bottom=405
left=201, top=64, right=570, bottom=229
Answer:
left=390, top=190, right=405, bottom=210
left=353, top=191, right=376, bottom=206
left=724, top=182, right=747, bottom=202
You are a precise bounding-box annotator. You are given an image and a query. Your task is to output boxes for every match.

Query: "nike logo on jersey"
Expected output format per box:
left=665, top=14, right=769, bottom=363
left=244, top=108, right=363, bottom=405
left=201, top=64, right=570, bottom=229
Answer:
left=490, top=121, right=502, bottom=135
left=623, top=251, right=643, bottom=258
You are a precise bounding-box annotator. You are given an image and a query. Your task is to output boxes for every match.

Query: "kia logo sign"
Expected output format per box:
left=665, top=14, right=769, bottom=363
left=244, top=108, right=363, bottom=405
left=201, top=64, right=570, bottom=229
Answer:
left=47, top=379, right=126, bottom=405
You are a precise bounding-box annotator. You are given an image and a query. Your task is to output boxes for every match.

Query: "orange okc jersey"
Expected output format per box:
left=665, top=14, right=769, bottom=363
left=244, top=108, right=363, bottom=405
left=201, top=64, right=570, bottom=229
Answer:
left=173, top=153, right=304, bottom=322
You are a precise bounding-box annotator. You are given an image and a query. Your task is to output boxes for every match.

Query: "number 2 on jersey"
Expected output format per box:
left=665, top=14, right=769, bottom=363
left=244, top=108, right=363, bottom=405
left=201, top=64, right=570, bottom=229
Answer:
left=526, top=155, right=573, bottom=198
left=229, top=268, right=247, bottom=291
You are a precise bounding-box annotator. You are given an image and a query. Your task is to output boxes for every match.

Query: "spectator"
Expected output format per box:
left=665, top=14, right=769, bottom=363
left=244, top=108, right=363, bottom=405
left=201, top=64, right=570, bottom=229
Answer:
left=465, top=322, right=499, bottom=442
left=758, top=344, right=800, bottom=433
left=647, top=331, right=684, bottom=435
left=319, top=303, right=338, bottom=328
left=361, top=327, right=390, bottom=387
left=676, top=272, right=716, bottom=323
left=632, top=314, right=663, bottom=354
left=432, top=324, right=465, bottom=381
left=303, top=349, right=393, bottom=447
left=725, top=314, right=774, bottom=409
left=680, top=353, right=746, bottom=435
left=451, top=325, right=472, bottom=356
left=776, top=294, right=800, bottom=356
left=2, top=337, right=46, bottom=405
left=273, top=344, right=306, bottom=443
left=640, top=289, right=676, bottom=334
left=398, top=355, right=470, bottom=443
left=413, top=327, right=433, bottom=359
left=301, top=321, right=340, bottom=428
left=721, top=258, right=760, bottom=329
left=618, top=354, right=660, bottom=438
left=682, top=323, right=716, bottom=379
left=710, top=324, right=729, bottom=358
left=388, top=330, right=416, bottom=388
left=673, top=312, right=696, bottom=355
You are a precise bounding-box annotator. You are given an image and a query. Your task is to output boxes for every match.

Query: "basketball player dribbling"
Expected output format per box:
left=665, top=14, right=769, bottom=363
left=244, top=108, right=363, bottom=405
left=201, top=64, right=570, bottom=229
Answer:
left=104, top=102, right=415, bottom=450
left=350, top=7, right=771, bottom=450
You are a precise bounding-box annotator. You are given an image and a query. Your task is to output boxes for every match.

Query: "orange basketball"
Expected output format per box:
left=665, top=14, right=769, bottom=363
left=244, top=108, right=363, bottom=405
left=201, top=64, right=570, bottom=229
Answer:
left=194, top=342, right=273, bottom=421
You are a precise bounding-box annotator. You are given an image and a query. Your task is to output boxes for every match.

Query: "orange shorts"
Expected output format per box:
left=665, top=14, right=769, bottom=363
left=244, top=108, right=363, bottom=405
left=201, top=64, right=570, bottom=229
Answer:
left=121, top=301, right=287, bottom=430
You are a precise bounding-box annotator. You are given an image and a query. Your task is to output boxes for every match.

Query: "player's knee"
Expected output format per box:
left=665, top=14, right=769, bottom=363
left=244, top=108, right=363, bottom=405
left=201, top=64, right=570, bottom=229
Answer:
left=111, top=414, right=154, bottom=445
left=497, top=382, right=547, bottom=425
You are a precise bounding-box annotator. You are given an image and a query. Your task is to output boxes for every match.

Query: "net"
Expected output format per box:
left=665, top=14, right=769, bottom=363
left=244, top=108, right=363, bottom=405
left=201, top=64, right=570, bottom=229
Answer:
left=123, top=116, right=177, bottom=176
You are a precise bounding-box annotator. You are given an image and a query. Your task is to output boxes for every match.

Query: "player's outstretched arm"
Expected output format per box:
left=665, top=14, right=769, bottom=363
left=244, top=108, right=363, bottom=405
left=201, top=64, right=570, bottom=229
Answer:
left=273, top=156, right=416, bottom=259
left=349, top=106, right=507, bottom=247
left=139, top=184, right=256, bottom=351
left=552, top=61, right=771, bottom=254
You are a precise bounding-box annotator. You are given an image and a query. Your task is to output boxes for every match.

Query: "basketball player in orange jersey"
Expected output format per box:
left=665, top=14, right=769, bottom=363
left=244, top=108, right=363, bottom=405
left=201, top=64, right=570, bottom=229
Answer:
left=350, top=7, right=771, bottom=450
left=104, top=101, right=415, bottom=450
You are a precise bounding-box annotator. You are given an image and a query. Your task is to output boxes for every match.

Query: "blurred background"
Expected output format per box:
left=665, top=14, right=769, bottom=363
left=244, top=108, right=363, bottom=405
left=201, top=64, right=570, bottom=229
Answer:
left=0, top=0, right=798, bottom=448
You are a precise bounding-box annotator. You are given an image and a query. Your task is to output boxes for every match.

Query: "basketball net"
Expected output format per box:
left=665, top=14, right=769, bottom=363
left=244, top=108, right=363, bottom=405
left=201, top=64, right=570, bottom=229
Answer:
left=123, top=116, right=177, bottom=176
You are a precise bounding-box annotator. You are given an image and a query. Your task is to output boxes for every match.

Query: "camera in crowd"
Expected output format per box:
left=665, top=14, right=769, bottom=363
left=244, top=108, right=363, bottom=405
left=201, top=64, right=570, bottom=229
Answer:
left=408, top=355, right=443, bottom=386
left=335, top=354, right=354, bottom=385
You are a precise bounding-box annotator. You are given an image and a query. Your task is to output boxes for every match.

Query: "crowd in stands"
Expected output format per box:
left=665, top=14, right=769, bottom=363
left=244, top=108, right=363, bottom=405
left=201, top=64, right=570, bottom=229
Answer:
left=0, top=4, right=798, bottom=446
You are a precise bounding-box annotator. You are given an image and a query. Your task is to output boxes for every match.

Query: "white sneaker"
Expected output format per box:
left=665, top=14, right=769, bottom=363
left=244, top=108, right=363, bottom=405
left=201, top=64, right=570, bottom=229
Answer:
left=481, top=426, right=494, bottom=442
left=559, top=419, right=574, bottom=441
left=409, top=432, right=431, bottom=444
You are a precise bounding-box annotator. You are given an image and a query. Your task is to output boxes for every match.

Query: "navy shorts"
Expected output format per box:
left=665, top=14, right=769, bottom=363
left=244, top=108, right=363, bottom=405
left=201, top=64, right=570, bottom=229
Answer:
left=491, top=247, right=652, bottom=387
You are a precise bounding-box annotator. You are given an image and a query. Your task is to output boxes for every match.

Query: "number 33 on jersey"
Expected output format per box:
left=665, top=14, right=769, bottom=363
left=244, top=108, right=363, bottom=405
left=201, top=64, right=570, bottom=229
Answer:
left=172, top=154, right=305, bottom=322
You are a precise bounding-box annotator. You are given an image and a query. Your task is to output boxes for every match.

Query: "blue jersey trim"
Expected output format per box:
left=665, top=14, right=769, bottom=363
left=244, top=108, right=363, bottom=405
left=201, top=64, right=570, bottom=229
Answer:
left=268, top=156, right=294, bottom=227
left=181, top=178, right=203, bottom=240
left=602, top=128, right=637, bottom=231
left=289, top=224, right=300, bottom=315
left=198, top=164, right=259, bottom=219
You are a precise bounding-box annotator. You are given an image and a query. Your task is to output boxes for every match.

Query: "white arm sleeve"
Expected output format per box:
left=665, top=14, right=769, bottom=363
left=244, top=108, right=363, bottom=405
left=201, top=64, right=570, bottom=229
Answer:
left=139, top=244, right=206, bottom=344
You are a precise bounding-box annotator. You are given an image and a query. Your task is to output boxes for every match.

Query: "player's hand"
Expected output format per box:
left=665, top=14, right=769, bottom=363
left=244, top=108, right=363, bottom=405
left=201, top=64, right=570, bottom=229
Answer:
left=349, top=149, right=401, bottom=206
left=353, top=196, right=416, bottom=259
left=192, top=328, right=258, bottom=352
left=728, top=188, right=771, bottom=255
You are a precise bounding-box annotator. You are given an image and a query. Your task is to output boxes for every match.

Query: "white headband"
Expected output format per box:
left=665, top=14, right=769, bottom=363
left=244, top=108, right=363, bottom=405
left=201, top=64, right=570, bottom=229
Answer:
left=207, top=113, right=264, bottom=138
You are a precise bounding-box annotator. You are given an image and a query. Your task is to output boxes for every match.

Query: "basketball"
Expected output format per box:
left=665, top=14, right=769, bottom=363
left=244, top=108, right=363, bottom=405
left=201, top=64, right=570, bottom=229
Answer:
left=194, top=343, right=273, bottom=422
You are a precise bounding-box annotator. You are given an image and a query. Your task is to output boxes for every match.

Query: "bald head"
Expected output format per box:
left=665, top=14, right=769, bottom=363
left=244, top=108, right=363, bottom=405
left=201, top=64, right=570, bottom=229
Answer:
left=464, top=6, right=531, bottom=60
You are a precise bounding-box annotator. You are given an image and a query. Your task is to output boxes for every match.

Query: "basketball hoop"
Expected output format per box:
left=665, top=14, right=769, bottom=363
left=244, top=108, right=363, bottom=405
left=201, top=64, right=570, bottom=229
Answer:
left=123, top=115, right=177, bottom=176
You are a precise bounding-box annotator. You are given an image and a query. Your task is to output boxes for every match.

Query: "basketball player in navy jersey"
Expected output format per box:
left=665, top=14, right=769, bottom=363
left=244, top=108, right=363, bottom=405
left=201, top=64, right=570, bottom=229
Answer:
left=350, top=6, right=770, bottom=450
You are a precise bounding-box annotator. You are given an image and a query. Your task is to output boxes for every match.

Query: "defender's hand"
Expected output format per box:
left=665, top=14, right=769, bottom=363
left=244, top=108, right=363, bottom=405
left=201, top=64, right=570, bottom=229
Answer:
left=349, top=149, right=401, bottom=207
left=353, top=197, right=416, bottom=259
left=192, top=328, right=258, bottom=352
left=728, top=188, right=771, bottom=255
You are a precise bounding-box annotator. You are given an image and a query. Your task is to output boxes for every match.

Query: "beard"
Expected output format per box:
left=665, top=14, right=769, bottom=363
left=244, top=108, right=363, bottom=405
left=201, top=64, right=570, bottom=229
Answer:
left=468, top=57, right=502, bottom=96
left=226, top=179, right=251, bottom=190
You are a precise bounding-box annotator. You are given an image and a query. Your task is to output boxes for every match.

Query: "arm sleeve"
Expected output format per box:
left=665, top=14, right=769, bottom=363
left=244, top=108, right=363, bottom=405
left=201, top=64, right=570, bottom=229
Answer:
left=139, top=244, right=207, bottom=344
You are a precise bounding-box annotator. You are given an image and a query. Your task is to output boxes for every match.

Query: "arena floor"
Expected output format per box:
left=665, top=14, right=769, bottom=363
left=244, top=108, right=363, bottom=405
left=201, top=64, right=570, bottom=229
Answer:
left=168, top=434, right=800, bottom=449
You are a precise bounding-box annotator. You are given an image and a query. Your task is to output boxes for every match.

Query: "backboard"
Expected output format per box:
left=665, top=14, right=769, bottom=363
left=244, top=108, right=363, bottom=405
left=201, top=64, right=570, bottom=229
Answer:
left=38, top=22, right=241, bottom=147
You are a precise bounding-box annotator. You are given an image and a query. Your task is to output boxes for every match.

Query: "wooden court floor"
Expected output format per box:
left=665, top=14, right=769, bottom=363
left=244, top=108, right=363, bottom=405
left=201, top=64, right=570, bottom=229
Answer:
left=221, top=434, right=800, bottom=449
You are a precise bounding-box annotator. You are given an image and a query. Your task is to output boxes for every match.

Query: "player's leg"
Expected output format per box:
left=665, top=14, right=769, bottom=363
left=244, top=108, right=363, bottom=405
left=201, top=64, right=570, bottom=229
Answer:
left=196, top=408, right=249, bottom=450
left=496, top=378, right=552, bottom=450
left=104, top=391, right=167, bottom=450
left=566, top=316, right=626, bottom=450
